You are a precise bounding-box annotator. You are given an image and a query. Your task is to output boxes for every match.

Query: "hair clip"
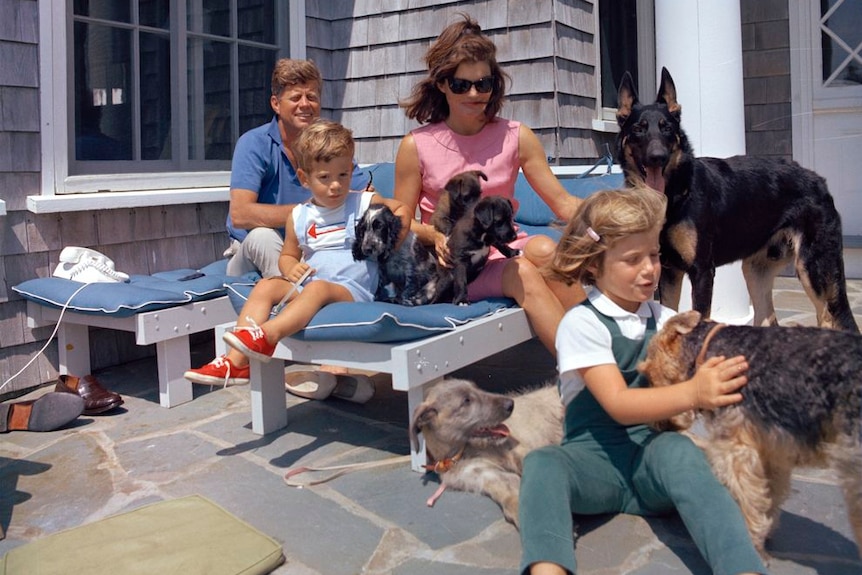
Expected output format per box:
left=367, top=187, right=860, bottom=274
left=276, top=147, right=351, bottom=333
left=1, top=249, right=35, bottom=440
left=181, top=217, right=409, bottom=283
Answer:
left=586, top=227, right=601, bottom=242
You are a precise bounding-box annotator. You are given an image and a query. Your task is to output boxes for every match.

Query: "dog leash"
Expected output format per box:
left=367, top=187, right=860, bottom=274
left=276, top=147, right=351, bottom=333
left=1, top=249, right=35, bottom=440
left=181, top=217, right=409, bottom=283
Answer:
left=284, top=454, right=411, bottom=487
left=695, top=322, right=728, bottom=368
left=272, top=267, right=313, bottom=314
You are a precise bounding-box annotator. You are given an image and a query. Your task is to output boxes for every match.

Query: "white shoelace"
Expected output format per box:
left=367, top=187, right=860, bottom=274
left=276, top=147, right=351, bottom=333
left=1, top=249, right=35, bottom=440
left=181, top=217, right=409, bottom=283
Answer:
left=234, top=316, right=266, bottom=343
left=208, top=355, right=234, bottom=388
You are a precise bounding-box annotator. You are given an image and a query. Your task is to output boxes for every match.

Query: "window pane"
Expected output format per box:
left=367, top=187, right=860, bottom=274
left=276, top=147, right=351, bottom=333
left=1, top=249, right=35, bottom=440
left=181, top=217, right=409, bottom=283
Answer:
left=187, top=0, right=230, bottom=37
left=238, top=46, right=277, bottom=134
left=821, top=0, right=862, bottom=86
left=188, top=39, right=232, bottom=160
left=140, top=32, right=172, bottom=160
left=239, top=0, right=276, bottom=43
left=599, top=0, right=639, bottom=108
left=74, top=0, right=131, bottom=22
left=74, top=21, right=133, bottom=161
left=139, top=0, right=170, bottom=29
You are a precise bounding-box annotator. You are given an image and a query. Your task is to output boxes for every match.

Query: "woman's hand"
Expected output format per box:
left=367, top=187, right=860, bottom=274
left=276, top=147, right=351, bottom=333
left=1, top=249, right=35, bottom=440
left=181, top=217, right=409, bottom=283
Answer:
left=689, top=355, right=749, bottom=410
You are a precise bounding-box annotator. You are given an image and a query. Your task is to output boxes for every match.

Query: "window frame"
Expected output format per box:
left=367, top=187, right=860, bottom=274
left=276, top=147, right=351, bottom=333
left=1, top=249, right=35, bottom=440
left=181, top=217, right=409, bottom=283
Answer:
left=35, top=0, right=305, bottom=212
left=592, top=0, right=655, bottom=133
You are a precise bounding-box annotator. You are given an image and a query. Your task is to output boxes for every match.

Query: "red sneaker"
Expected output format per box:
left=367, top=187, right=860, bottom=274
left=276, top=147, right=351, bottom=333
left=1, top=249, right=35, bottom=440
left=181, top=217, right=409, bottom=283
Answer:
left=184, top=355, right=250, bottom=386
left=223, top=318, right=276, bottom=362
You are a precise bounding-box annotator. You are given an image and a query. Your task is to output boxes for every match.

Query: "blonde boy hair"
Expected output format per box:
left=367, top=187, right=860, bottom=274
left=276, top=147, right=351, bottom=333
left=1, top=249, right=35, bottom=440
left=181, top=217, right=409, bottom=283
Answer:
left=271, top=58, right=322, bottom=97
left=546, top=186, right=667, bottom=287
left=291, top=119, right=355, bottom=173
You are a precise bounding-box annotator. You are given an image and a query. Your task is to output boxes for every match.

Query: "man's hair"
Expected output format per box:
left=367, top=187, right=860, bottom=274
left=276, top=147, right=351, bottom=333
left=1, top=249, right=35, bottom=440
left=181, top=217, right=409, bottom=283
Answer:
left=291, top=119, right=355, bottom=172
left=271, top=59, right=322, bottom=96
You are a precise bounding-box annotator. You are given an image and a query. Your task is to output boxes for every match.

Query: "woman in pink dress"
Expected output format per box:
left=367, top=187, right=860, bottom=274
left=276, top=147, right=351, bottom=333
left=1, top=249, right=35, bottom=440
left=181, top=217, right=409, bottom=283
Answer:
left=394, top=13, right=584, bottom=353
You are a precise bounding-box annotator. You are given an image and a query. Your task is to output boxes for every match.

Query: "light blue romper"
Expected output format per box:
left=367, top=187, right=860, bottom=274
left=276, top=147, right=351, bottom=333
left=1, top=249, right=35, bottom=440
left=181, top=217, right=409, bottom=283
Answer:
left=291, top=191, right=379, bottom=303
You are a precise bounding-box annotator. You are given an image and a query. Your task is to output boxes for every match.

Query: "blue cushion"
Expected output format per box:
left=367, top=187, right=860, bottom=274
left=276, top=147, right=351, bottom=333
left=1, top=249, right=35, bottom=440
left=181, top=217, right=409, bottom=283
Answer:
left=13, top=262, right=237, bottom=318
left=225, top=280, right=515, bottom=343
left=514, top=172, right=626, bottom=227
left=364, top=162, right=396, bottom=199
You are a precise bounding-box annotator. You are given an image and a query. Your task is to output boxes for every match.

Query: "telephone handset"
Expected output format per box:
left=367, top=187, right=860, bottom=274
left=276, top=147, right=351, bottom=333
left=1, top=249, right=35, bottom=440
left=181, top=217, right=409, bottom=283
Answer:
left=53, top=247, right=130, bottom=283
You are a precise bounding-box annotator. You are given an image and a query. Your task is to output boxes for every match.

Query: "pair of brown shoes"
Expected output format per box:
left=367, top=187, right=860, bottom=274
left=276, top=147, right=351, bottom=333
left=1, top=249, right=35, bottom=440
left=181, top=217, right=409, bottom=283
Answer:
left=55, top=375, right=124, bottom=415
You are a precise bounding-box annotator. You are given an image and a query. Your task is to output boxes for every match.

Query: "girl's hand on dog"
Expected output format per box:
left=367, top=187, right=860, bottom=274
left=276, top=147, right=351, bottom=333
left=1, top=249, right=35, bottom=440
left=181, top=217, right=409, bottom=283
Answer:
left=690, top=355, right=748, bottom=410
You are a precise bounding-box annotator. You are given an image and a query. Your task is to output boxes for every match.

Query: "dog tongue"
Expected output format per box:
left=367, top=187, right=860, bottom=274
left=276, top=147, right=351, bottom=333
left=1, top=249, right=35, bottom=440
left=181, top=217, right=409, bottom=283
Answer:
left=644, top=167, right=665, bottom=194
left=475, top=424, right=510, bottom=437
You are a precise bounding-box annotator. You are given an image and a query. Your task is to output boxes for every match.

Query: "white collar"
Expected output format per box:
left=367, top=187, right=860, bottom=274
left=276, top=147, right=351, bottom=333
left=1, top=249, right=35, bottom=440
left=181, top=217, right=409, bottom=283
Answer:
left=586, top=287, right=654, bottom=320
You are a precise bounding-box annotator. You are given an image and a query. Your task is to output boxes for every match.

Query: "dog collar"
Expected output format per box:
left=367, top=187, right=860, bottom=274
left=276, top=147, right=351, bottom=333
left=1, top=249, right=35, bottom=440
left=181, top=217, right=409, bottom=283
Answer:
left=423, top=451, right=463, bottom=474
left=695, top=322, right=728, bottom=368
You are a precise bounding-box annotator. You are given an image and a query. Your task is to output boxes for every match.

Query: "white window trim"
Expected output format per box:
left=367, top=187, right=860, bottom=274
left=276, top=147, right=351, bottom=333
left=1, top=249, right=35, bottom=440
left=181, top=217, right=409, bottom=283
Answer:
left=32, top=0, right=306, bottom=214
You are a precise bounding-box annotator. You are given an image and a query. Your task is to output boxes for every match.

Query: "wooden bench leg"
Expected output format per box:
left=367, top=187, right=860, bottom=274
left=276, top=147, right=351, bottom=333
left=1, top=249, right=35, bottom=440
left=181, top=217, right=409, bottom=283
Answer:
left=155, top=337, right=194, bottom=408
left=57, top=322, right=91, bottom=377
left=250, top=359, right=288, bottom=434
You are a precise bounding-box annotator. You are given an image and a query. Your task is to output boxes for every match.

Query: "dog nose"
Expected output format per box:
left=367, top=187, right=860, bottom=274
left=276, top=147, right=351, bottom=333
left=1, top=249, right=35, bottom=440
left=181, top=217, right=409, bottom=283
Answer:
left=645, top=140, right=668, bottom=167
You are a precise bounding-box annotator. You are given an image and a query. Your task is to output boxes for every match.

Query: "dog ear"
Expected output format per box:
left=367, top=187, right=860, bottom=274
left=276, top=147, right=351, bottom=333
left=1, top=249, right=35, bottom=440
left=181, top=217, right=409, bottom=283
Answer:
left=616, top=71, right=638, bottom=126
left=474, top=170, right=488, bottom=182
left=352, top=217, right=367, bottom=261
left=386, top=209, right=402, bottom=248
left=474, top=200, right=494, bottom=230
left=670, top=310, right=702, bottom=334
left=409, top=404, right=437, bottom=451
left=657, top=67, right=681, bottom=119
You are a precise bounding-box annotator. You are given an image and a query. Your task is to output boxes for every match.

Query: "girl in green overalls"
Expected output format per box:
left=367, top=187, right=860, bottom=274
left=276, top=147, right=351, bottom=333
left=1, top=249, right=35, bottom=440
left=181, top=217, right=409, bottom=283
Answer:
left=519, top=187, right=766, bottom=575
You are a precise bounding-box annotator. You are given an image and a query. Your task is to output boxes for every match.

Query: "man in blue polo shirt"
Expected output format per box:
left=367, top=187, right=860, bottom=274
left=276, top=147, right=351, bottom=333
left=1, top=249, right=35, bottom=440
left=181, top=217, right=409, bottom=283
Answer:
left=225, top=58, right=369, bottom=277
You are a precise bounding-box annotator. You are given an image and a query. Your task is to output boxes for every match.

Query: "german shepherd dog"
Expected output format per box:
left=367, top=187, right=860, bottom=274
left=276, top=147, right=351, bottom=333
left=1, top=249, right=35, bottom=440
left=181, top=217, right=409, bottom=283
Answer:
left=616, top=67, right=858, bottom=332
left=410, top=378, right=563, bottom=527
left=639, top=311, right=862, bottom=558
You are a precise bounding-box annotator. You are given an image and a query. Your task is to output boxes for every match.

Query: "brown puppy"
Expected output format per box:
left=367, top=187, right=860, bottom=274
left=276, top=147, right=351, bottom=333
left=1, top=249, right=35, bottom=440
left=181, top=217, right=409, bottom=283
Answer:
left=638, top=310, right=862, bottom=559
left=410, top=378, right=563, bottom=527
left=430, top=170, right=487, bottom=236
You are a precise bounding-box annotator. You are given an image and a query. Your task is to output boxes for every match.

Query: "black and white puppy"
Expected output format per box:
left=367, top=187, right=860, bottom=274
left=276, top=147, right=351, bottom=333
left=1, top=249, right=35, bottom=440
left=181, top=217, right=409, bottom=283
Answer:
left=431, top=170, right=487, bottom=236
left=352, top=203, right=445, bottom=306
left=447, top=196, right=519, bottom=305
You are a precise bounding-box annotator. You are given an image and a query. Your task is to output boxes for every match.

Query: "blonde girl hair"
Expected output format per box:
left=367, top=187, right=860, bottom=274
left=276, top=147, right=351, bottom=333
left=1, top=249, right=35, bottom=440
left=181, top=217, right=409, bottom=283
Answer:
left=545, top=186, right=667, bottom=287
left=291, top=119, right=355, bottom=173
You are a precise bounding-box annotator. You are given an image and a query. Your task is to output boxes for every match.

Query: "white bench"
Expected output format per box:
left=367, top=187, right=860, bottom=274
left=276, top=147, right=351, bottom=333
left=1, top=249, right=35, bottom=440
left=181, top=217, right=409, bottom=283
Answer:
left=216, top=306, right=534, bottom=471
left=27, top=296, right=237, bottom=407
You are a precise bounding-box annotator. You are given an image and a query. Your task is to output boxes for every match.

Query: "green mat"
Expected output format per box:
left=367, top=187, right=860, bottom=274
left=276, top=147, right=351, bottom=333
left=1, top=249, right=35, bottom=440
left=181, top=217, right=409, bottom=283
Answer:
left=0, top=495, right=284, bottom=575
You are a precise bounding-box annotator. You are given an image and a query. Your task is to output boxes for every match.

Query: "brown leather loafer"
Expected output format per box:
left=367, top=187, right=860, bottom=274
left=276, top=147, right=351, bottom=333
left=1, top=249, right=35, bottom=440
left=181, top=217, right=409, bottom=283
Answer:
left=0, top=392, right=84, bottom=433
left=55, top=375, right=124, bottom=415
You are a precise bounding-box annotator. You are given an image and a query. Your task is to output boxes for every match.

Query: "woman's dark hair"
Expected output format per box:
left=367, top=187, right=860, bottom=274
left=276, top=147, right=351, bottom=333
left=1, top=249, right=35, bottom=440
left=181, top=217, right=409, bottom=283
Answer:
left=400, top=13, right=510, bottom=124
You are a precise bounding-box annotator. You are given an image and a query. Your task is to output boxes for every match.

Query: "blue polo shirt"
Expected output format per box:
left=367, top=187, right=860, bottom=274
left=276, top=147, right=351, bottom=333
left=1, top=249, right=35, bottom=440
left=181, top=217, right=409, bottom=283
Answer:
left=226, top=117, right=371, bottom=241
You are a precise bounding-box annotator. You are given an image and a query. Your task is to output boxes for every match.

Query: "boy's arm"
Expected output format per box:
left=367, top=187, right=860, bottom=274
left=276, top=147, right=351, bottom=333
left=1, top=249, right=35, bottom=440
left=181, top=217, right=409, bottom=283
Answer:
left=373, top=195, right=413, bottom=247
left=278, top=206, right=308, bottom=281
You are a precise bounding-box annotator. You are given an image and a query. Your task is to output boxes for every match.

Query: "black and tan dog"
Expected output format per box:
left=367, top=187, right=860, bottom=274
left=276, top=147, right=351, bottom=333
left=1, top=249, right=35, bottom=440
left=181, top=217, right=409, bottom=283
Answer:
left=638, top=310, right=862, bottom=558
left=617, top=67, right=858, bottom=332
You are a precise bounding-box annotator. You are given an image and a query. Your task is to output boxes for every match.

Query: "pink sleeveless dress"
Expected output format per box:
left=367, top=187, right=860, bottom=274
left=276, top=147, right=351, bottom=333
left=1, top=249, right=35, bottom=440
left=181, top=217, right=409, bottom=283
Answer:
left=411, top=118, right=530, bottom=299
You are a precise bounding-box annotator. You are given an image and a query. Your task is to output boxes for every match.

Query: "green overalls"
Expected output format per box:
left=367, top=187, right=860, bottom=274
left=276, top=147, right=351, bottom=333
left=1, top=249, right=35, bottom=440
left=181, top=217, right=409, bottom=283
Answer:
left=519, top=301, right=766, bottom=575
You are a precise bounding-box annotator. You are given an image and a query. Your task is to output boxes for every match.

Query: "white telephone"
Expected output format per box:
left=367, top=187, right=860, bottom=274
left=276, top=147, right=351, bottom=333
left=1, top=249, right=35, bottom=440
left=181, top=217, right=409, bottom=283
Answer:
left=53, top=247, right=130, bottom=283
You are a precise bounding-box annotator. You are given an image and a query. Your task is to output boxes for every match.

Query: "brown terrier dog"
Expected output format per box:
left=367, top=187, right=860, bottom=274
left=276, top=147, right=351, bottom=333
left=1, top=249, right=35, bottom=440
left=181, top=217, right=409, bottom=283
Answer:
left=638, top=310, right=862, bottom=560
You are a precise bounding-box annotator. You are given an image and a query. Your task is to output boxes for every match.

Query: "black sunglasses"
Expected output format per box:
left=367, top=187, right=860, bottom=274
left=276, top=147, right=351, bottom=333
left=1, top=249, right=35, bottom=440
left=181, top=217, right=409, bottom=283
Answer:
left=447, top=76, right=495, bottom=94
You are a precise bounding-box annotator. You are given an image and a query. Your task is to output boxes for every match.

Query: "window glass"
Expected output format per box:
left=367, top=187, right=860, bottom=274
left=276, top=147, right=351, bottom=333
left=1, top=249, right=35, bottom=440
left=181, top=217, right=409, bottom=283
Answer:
left=139, top=0, right=169, bottom=29
left=74, top=0, right=131, bottom=22
left=820, top=0, right=862, bottom=86
left=74, top=21, right=134, bottom=161
left=68, top=0, right=284, bottom=177
left=599, top=0, right=640, bottom=108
